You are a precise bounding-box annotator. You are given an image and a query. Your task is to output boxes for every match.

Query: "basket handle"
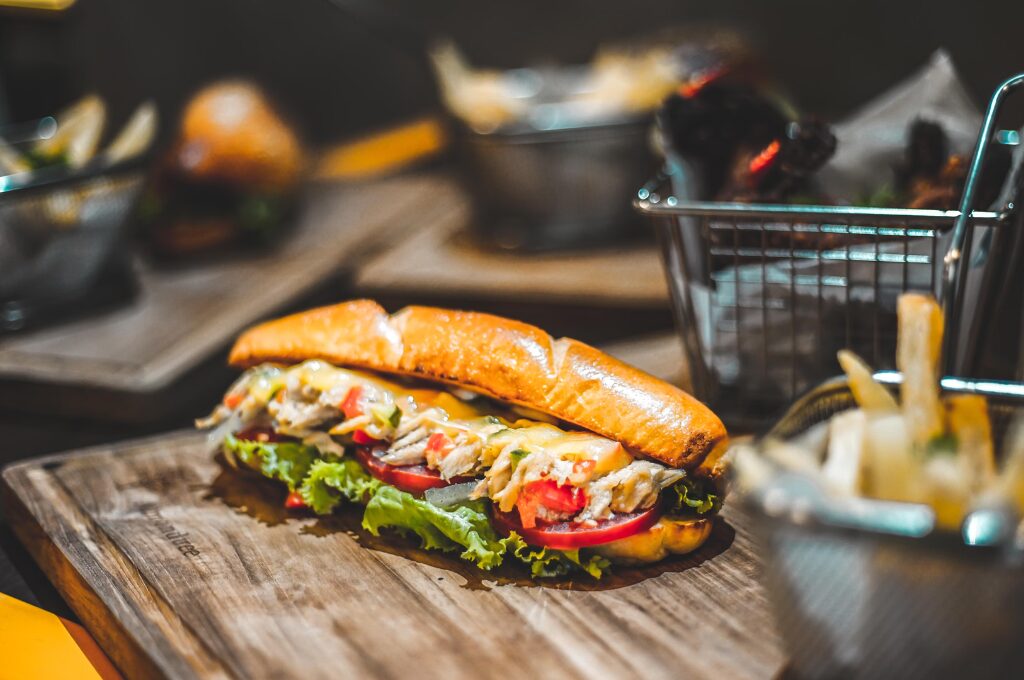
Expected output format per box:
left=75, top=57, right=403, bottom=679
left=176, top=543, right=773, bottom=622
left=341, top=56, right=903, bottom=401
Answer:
left=941, top=72, right=1024, bottom=375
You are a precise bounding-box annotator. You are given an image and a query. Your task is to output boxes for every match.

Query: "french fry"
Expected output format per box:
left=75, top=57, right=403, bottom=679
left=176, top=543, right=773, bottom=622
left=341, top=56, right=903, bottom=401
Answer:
left=896, top=294, right=944, bottom=447
left=996, top=418, right=1024, bottom=514
left=763, top=437, right=824, bottom=476
left=34, top=94, right=106, bottom=168
left=104, top=101, right=157, bottom=163
left=862, top=411, right=922, bottom=503
left=822, top=408, right=867, bottom=495
left=0, top=136, right=30, bottom=175
left=945, top=394, right=996, bottom=492
left=838, top=349, right=899, bottom=412
left=923, top=455, right=972, bottom=530
left=791, top=421, right=830, bottom=461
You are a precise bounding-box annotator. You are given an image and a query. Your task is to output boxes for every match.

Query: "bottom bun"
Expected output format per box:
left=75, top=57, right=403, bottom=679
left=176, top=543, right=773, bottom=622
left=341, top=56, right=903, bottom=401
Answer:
left=593, top=516, right=713, bottom=564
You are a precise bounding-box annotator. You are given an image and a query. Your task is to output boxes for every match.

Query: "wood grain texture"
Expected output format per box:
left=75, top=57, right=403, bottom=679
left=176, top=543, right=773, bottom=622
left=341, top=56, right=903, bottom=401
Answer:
left=0, top=174, right=452, bottom=423
left=354, top=185, right=669, bottom=308
left=3, top=431, right=783, bottom=680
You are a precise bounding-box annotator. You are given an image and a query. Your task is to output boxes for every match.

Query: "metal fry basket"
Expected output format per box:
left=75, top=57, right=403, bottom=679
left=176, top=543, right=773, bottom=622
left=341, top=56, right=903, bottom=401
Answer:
left=636, top=75, right=1024, bottom=427
left=0, top=129, right=146, bottom=332
left=743, top=374, right=1024, bottom=679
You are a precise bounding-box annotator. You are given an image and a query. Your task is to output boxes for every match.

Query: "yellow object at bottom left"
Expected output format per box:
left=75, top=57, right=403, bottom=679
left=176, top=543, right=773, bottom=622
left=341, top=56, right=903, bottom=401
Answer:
left=0, top=592, right=112, bottom=680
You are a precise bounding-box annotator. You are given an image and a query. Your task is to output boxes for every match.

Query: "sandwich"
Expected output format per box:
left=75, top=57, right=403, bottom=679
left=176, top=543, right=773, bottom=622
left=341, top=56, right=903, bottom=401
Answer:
left=141, top=80, right=305, bottom=257
left=197, top=300, right=728, bottom=577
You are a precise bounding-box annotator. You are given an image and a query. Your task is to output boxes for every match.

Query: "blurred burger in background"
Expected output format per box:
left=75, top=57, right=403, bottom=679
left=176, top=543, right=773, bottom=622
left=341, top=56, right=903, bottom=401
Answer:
left=140, top=80, right=305, bottom=257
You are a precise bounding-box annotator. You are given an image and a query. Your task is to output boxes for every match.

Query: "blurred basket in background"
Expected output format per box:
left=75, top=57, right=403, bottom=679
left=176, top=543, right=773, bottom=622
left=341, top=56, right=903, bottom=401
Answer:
left=635, top=74, right=1024, bottom=428
left=0, top=152, right=146, bottom=332
left=460, top=116, right=654, bottom=250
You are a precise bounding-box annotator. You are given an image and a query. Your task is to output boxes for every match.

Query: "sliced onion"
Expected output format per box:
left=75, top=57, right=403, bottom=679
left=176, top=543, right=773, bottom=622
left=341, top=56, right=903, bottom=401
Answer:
left=206, top=410, right=244, bottom=452
left=424, top=481, right=479, bottom=508
left=302, top=431, right=345, bottom=458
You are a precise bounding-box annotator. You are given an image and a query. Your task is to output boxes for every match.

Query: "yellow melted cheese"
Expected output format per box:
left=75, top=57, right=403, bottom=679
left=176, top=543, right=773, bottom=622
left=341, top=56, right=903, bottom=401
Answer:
left=272, top=361, right=489, bottom=420
left=594, top=517, right=713, bottom=563
left=481, top=423, right=633, bottom=474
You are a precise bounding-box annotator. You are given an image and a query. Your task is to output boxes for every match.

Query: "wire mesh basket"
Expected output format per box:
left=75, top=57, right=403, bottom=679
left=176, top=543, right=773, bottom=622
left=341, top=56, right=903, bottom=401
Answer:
left=636, top=75, right=1024, bottom=428
left=742, top=374, right=1024, bottom=679
left=0, top=127, right=145, bottom=332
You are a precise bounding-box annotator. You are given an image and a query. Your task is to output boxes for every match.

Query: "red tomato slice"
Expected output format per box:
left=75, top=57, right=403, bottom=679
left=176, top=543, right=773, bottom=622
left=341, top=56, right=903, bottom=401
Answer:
left=425, top=432, right=453, bottom=457
left=492, top=506, right=662, bottom=550
left=284, top=491, right=307, bottom=509
left=515, top=479, right=587, bottom=528
left=340, top=385, right=364, bottom=420
left=352, top=429, right=378, bottom=445
left=353, top=447, right=459, bottom=494
left=234, top=427, right=288, bottom=443
left=223, top=392, right=244, bottom=409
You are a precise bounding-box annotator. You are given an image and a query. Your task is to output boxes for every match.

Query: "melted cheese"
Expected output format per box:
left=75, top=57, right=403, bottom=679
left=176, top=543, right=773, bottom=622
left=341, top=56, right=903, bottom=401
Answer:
left=481, top=423, right=631, bottom=474
left=281, top=361, right=489, bottom=419
left=593, top=517, right=713, bottom=563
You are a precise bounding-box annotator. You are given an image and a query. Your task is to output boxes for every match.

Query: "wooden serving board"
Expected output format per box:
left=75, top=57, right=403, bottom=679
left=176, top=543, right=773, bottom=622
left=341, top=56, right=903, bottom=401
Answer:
left=2, top=431, right=784, bottom=680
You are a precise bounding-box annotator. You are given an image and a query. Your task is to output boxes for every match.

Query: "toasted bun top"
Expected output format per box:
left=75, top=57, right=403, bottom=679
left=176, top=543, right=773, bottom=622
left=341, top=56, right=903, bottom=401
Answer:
left=228, top=300, right=726, bottom=468
left=177, top=81, right=304, bottom=191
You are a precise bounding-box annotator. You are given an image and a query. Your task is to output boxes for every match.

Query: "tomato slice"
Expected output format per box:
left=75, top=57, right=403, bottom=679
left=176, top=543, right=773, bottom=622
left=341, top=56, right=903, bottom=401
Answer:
left=353, top=447, right=460, bottom=494
left=492, top=506, right=662, bottom=550
left=284, top=491, right=307, bottom=509
left=223, top=392, right=244, bottom=409
left=351, top=429, right=378, bottom=445
left=515, top=479, right=587, bottom=528
left=340, top=385, right=364, bottom=420
left=425, top=432, right=453, bottom=457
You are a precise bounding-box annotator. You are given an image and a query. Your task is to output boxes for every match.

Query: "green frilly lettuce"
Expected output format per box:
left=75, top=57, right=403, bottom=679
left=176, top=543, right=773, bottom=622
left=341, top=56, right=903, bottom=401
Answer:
left=221, top=437, right=610, bottom=577
left=667, top=477, right=721, bottom=516
left=363, top=488, right=507, bottom=569
left=500, top=532, right=610, bottom=578
left=300, top=459, right=382, bottom=514
left=223, top=434, right=319, bottom=491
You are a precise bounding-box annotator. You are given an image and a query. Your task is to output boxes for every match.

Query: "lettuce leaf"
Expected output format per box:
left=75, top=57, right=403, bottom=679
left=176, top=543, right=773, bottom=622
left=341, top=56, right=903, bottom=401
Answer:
left=362, top=487, right=507, bottom=569
left=500, top=531, right=610, bottom=578
left=300, top=459, right=382, bottom=514
left=222, top=434, right=611, bottom=578
left=666, top=477, right=721, bottom=517
left=223, top=434, right=319, bottom=491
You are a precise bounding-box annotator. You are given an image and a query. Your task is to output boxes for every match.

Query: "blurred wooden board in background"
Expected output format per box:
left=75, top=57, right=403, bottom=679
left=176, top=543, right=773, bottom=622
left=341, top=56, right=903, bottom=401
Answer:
left=355, top=181, right=669, bottom=308
left=0, top=175, right=451, bottom=425
left=2, top=430, right=783, bottom=680
left=604, top=331, right=689, bottom=390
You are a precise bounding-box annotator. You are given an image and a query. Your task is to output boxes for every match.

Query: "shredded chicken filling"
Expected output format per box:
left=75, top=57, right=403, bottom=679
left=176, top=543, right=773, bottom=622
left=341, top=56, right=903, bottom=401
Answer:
left=200, top=361, right=686, bottom=522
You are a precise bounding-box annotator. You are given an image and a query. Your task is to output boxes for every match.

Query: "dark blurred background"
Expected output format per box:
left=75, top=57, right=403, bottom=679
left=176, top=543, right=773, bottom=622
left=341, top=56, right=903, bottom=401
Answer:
left=2, top=0, right=1022, bottom=142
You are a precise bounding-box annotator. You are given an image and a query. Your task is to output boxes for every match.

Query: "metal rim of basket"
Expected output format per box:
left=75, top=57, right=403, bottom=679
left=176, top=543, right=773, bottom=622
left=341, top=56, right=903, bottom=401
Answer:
left=0, top=112, right=150, bottom=202
left=734, top=371, right=1024, bottom=560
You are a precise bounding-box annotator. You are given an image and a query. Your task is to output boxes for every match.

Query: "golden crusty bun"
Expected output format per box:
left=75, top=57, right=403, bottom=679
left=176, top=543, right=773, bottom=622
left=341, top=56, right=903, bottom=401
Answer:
left=229, top=300, right=727, bottom=469
left=176, top=81, right=304, bottom=191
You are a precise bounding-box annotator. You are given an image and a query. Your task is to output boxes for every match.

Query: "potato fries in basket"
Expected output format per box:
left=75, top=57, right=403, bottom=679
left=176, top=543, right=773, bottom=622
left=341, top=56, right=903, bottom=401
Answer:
left=741, top=292, right=1024, bottom=532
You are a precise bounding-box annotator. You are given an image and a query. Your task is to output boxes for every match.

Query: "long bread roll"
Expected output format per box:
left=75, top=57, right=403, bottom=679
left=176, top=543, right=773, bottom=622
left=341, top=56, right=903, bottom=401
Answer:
left=229, top=300, right=726, bottom=468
